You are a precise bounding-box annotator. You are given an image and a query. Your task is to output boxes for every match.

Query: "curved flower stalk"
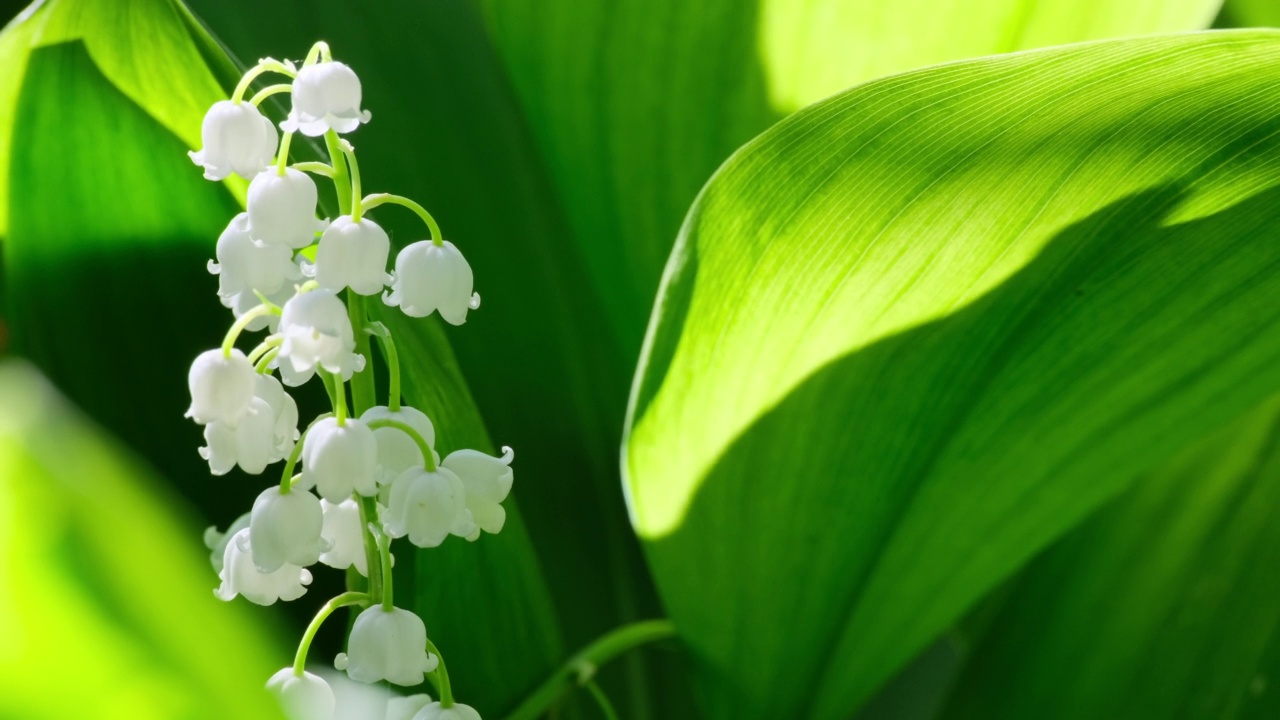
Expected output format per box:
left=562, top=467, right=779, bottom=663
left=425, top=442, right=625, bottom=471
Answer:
left=185, top=41, right=508, bottom=720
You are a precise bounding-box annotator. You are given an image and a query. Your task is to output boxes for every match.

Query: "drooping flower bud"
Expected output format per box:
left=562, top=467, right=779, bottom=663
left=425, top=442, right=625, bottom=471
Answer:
left=215, top=529, right=312, bottom=605
left=199, top=396, right=276, bottom=475
left=345, top=605, right=438, bottom=686
left=267, top=668, right=335, bottom=720
left=387, top=694, right=433, bottom=720
left=249, top=486, right=327, bottom=573
left=299, top=417, right=378, bottom=502
left=186, top=348, right=256, bottom=427
left=360, top=406, right=437, bottom=485
left=203, top=512, right=250, bottom=574
left=208, top=213, right=303, bottom=300
left=276, top=289, right=365, bottom=386
left=224, top=281, right=298, bottom=333
left=442, top=447, right=514, bottom=541
left=246, top=376, right=297, bottom=460
left=189, top=100, right=278, bottom=181
left=319, top=498, right=368, bottom=576
left=282, top=61, right=372, bottom=136
left=248, top=168, right=329, bottom=249
left=312, top=216, right=391, bottom=295
left=384, top=467, right=475, bottom=548
left=412, top=702, right=482, bottom=720
left=383, top=240, right=480, bottom=325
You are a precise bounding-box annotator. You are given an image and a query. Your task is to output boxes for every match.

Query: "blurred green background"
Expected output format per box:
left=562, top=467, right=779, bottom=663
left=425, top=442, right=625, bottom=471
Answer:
left=5, top=0, right=1280, bottom=719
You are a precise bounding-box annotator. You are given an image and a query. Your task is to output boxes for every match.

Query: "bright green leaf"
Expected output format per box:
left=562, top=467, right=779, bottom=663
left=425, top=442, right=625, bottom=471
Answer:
left=939, top=396, right=1280, bottom=718
left=625, top=30, right=1280, bottom=719
left=1219, top=0, right=1280, bottom=28
left=0, top=360, right=286, bottom=720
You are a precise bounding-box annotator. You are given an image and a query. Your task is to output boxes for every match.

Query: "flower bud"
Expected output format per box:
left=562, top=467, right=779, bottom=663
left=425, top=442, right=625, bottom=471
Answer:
left=224, top=281, right=297, bottom=333
left=208, top=213, right=303, bottom=299
left=248, top=168, right=329, bottom=249
left=442, top=447, right=514, bottom=541
left=345, top=605, right=438, bottom=686
left=312, top=216, right=391, bottom=295
left=267, top=668, right=335, bottom=720
left=412, top=702, right=482, bottom=720
left=199, top=397, right=276, bottom=475
left=189, top=100, right=278, bottom=180
left=250, top=486, right=327, bottom=572
left=276, top=289, right=365, bottom=386
left=360, top=406, right=436, bottom=485
left=387, top=694, right=433, bottom=720
left=215, top=529, right=312, bottom=605
left=319, top=498, right=368, bottom=576
left=383, top=240, right=480, bottom=325
left=385, top=467, right=475, bottom=548
left=186, top=348, right=256, bottom=427
left=203, top=512, right=250, bottom=574
left=282, top=61, right=372, bottom=136
left=299, top=417, right=378, bottom=502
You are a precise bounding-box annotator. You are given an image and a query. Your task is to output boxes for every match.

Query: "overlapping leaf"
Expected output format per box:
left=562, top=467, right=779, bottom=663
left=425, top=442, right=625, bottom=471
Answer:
left=0, top=361, right=285, bottom=720
left=625, top=31, right=1280, bottom=719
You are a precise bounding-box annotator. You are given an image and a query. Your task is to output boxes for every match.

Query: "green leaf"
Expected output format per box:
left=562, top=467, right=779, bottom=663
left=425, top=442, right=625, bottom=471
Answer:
left=1218, top=0, right=1280, bottom=28
left=0, top=360, right=285, bottom=720
left=624, top=30, right=1280, bottom=719
left=939, top=396, right=1280, bottom=719
left=482, top=0, right=1223, bottom=354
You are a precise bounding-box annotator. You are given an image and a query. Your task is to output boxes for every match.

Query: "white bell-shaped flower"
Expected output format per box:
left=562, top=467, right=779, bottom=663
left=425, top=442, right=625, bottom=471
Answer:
left=385, top=467, right=475, bottom=548
left=282, top=61, right=372, bottom=136
left=224, top=280, right=298, bottom=333
left=189, top=100, right=278, bottom=181
left=299, top=417, right=378, bottom=502
left=199, top=396, right=276, bottom=475
left=319, top=498, right=368, bottom=576
left=345, top=605, right=438, bottom=686
left=203, top=512, right=250, bottom=574
left=249, top=486, right=326, bottom=572
left=442, top=447, right=514, bottom=541
left=387, top=694, right=433, bottom=720
left=360, top=406, right=437, bottom=486
left=248, top=168, right=329, bottom=249
left=412, top=703, right=482, bottom=720
left=383, top=241, right=480, bottom=325
left=267, top=668, right=335, bottom=720
left=255, top=375, right=300, bottom=459
left=208, top=213, right=303, bottom=299
left=215, top=529, right=312, bottom=605
left=186, top=348, right=256, bottom=427
left=276, top=289, right=365, bottom=386
left=312, top=216, right=391, bottom=295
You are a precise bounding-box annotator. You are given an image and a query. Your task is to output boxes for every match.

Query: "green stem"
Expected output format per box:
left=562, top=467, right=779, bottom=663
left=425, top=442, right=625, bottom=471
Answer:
left=504, top=621, right=677, bottom=720
left=276, top=132, right=294, bottom=175
left=247, top=335, right=283, bottom=365
left=255, top=347, right=280, bottom=374
left=304, top=41, right=332, bottom=67
left=279, top=413, right=333, bottom=494
left=293, top=592, right=370, bottom=676
left=356, top=495, right=382, bottom=601
left=231, top=59, right=296, bottom=105
left=365, top=323, right=401, bottom=412
left=361, top=193, right=442, bottom=244
left=292, top=162, right=336, bottom=179
left=373, top=524, right=394, bottom=611
left=347, top=295, right=377, bottom=413
left=365, top=419, right=435, bottom=471
left=426, top=639, right=454, bottom=707
left=584, top=680, right=619, bottom=720
left=324, top=131, right=352, bottom=215
left=342, top=142, right=363, bottom=221
left=222, top=305, right=279, bottom=356
left=323, top=371, right=349, bottom=425
left=250, top=83, right=292, bottom=106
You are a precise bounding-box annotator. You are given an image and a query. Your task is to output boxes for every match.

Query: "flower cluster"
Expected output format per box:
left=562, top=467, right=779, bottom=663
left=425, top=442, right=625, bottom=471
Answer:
left=188, top=42, right=509, bottom=720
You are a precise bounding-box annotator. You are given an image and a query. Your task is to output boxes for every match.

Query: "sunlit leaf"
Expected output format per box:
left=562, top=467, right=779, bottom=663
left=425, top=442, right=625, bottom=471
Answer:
left=625, top=30, right=1280, bottom=719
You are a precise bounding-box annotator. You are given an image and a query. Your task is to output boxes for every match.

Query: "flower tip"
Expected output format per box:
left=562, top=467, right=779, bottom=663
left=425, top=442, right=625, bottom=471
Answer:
left=499, top=446, right=515, bottom=464
left=468, top=292, right=481, bottom=310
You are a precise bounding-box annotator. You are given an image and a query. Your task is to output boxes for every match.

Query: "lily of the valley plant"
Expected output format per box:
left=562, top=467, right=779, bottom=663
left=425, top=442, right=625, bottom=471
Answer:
left=187, top=42, right=504, bottom=720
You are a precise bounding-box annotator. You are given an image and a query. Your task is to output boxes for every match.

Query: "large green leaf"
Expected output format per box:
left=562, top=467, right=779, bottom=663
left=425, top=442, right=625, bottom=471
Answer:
left=482, top=0, right=1223, bottom=355
left=939, top=396, right=1280, bottom=719
left=0, top=360, right=285, bottom=720
left=1218, top=0, right=1280, bottom=28
left=625, top=30, right=1280, bottom=719
left=0, top=0, right=566, bottom=713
